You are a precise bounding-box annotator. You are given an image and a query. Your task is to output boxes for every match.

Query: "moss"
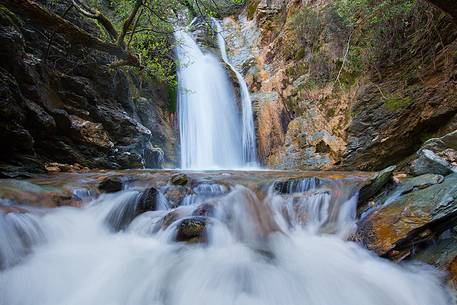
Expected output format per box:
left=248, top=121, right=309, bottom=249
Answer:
left=327, top=108, right=336, bottom=117
left=294, top=48, right=306, bottom=60
left=247, top=0, right=260, bottom=20
left=383, top=95, right=413, bottom=111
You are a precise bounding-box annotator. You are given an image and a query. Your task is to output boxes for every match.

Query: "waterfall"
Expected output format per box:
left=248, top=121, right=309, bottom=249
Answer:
left=0, top=178, right=451, bottom=305
left=212, top=18, right=258, bottom=166
left=175, top=22, right=257, bottom=169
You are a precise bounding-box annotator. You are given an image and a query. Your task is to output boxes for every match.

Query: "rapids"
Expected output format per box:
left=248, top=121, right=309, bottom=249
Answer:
left=0, top=173, right=451, bottom=305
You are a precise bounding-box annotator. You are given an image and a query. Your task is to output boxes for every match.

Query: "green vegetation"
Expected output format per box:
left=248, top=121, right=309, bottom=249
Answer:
left=383, top=94, right=413, bottom=111
left=284, top=0, right=419, bottom=93
left=331, top=0, right=417, bottom=84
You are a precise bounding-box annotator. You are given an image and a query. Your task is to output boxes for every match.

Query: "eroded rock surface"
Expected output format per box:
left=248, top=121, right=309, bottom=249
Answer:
left=355, top=173, right=457, bottom=260
left=0, top=3, right=176, bottom=176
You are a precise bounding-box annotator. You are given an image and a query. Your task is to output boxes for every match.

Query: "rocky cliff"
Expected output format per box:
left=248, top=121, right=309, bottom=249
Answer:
left=0, top=1, right=176, bottom=177
left=222, top=0, right=457, bottom=171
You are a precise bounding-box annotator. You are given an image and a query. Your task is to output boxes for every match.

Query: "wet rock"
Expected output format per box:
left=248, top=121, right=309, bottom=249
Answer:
left=97, top=176, right=123, bottom=193
left=0, top=205, right=27, bottom=214
left=192, top=203, right=216, bottom=217
left=0, top=179, right=80, bottom=208
left=359, top=166, right=396, bottom=202
left=355, top=173, right=457, bottom=260
left=106, top=187, right=159, bottom=231
left=160, top=210, right=183, bottom=230
left=0, top=7, right=175, bottom=176
left=414, top=236, right=457, bottom=287
left=392, top=174, right=444, bottom=195
left=175, top=216, right=209, bottom=243
left=170, top=173, right=189, bottom=186
left=273, top=177, right=321, bottom=194
left=163, top=185, right=192, bottom=207
left=45, top=162, right=89, bottom=173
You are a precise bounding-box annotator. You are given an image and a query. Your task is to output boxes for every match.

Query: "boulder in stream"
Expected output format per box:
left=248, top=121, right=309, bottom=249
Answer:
left=175, top=216, right=210, bottom=243
left=106, top=187, right=159, bottom=231
left=355, top=173, right=457, bottom=260
left=97, top=176, right=123, bottom=193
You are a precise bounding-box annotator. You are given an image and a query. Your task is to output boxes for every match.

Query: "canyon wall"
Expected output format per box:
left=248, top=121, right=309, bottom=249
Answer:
left=0, top=1, right=176, bottom=177
left=223, top=0, right=457, bottom=171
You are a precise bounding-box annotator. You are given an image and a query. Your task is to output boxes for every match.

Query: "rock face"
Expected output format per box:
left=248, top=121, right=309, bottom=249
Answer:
left=222, top=0, right=457, bottom=170
left=410, top=130, right=457, bottom=175
left=355, top=173, right=457, bottom=260
left=0, top=2, right=176, bottom=176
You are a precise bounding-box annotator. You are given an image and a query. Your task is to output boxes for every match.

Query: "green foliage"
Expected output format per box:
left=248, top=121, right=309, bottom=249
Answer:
left=288, top=6, right=322, bottom=51
left=328, top=0, right=418, bottom=91
left=383, top=94, right=412, bottom=111
left=246, top=0, right=260, bottom=19
left=83, top=0, right=184, bottom=88
left=333, top=0, right=416, bottom=28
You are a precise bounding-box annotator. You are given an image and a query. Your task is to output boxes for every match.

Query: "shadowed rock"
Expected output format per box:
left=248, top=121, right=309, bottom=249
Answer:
left=98, top=176, right=123, bottom=193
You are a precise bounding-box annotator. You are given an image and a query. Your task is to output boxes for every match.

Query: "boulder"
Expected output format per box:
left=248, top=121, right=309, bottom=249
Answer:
left=192, top=203, right=216, bottom=217
left=97, top=176, right=123, bottom=193
left=163, top=185, right=192, bottom=207
left=355, top=173, right=457, bottom=260
left=170, top=173, right=189, bottom=186
left=411, top=149, right=457, bottom=176
left=105, top=187, right=159, bottom=231
left=410, top=131, right=457, bottom=176
left=175, top=216, right=210, bottom=243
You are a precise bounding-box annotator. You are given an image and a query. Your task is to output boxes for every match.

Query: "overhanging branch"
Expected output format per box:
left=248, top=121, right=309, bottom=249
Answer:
left=2, top=0, right=140, bottom=67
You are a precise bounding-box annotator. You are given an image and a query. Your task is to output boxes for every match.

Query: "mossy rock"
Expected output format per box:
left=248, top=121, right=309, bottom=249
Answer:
left=383, top=95, right=413, bottom=111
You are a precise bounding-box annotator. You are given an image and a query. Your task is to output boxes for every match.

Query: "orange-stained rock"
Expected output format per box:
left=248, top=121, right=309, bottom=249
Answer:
left=355, top=173, right=457, bottom=258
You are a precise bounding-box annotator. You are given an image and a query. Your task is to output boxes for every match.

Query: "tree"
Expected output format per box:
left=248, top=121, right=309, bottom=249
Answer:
left=2, top=0, right=143, bottom=67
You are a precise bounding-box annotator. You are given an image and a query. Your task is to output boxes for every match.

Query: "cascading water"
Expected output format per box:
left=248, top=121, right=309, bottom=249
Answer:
left=175, top=22, right=257, bottom=169
left=212, top=18, right=257, bottom=165
left=0, top=175, right=452, bottom=305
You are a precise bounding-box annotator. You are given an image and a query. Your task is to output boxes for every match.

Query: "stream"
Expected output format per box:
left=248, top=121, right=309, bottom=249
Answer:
left=0, top=19, right=453, bottom=305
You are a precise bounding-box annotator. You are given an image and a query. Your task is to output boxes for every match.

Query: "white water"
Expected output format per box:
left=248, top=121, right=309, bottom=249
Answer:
left=175, top=23, right=257, bottom=169
left=0, top=178, right=451, bottom=305
left=212, top=18, right=257, bottom=165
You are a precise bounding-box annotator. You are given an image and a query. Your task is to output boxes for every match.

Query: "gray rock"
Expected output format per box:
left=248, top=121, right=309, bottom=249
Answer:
left=359, top=165, right=396, bottom=202
left=411, top=149, right=457, bottom=176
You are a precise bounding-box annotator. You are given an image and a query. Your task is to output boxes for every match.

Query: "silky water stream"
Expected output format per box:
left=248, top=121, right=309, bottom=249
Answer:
left=0, top=173, right=451, bottom=305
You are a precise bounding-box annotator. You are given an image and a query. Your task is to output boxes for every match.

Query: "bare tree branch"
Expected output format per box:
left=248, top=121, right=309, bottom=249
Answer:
left=71, top=0, right=119, bottom=41
left=2, top=0, right=140, bottom=67
left=117, top=0, right=143, bottom=47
